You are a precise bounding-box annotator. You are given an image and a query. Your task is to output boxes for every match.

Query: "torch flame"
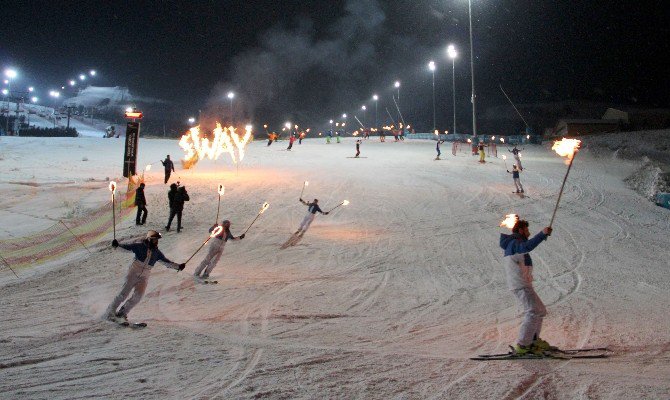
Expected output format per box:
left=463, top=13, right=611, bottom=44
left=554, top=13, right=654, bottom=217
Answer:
left=342, top=200, right=350, bottom=206
left=500, top=138, right=505, bottom=143
left=500, top=214, right=518, bottom=229
left=260, top=202, right=269, bottom=214
left=109, top=181, right=116, bottom=193
left=145, top=164, right=152, bottom=171
left=218, top=184, right=225, bottom=196
left=502, top=155, right=507, bottom=160
left=552, top=138, right=581, bottom=161
left=209, top=225, right=224, bottom=238
left=178, top=123, right=253, bottom=169
left=304, top=181, right=309, bottom=187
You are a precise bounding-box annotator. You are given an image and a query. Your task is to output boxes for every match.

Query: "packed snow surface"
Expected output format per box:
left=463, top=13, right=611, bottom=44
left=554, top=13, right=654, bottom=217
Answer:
left=0, top=135, right=669, bottom=399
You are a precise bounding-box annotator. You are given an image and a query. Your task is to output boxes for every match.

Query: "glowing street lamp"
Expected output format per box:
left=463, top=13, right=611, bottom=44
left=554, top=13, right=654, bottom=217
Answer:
left=89, top=70, right=96, bottom=76
left=372, top=94, right=379, bottom=127
left=188, top=117, right=195, bottom=124
left=28, top=86, right=34, bottom=92
left=394, top=80, right=400, bottom=101
left=428, top=61, right=436, bottom=131
left=467, top=0, right=478, bottom=138
left=1, top=89, right=8, bottom=96
left=31, top=96, right=38, bottom=103
left=79, top=74, right=86, bottom=81
left=447, top=44, right=458, bottom=135
left=4, top=68, right=17, bottom=79
left=227, top=91, right=235, bottom=117
left=361, top=105, right=367, bottom=127
left=69, top=80, right=76, bottom=86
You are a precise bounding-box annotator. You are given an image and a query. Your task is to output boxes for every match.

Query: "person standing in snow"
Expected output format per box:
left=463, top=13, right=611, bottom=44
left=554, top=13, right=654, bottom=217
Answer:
left=135, top=182, right=148, bottom=225
left=166, top=185, right=189, bottom=232
left=287, top=134, right=296, bottom=151
left=478, top=141, right=486, bottom=163
left=355, top=139, right=362, bottom=158
left=193, top=220, right=245, bottom=280
left=507, top=164, right=524, bottom=193
left=161, top=155, right=175, bottom=184
left=499, top=219, right=553, bottom=355
left=509, top=146, right=523, bottom=170
left=106, top=230, right=185, bottom=323
left=435, top=139, right=445, bottom=160
left=295, top=198, right=329, bottom=237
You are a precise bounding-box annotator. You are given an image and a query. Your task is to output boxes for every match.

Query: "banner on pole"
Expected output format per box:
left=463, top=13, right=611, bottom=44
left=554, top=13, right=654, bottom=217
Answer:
left=123, top=121, right=140, bottom=177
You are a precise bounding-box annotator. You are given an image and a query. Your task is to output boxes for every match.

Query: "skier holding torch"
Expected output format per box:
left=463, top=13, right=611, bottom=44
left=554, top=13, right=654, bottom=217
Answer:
left=295, top=198, right=329, bottom=237
left=106, top=230, right=185, bottom=325
left=193, top=220, right=245, bottom=281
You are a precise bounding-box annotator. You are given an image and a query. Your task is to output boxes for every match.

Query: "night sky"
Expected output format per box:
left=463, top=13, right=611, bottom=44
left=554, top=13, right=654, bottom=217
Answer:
left=2, top=1, right=668, bottom=133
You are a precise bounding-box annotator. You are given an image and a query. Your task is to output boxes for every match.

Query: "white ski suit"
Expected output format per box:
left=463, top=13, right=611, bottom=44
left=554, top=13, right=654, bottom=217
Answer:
left=194, top=226, right=238, bottom=278
left=499, top=231, right=548, bottom=346
left=107, top=242, right=180, bottom=318
left=297, top=200, right=325, bottom=234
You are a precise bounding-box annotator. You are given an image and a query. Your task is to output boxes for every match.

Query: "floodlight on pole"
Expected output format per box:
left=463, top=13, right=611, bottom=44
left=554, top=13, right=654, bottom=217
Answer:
left=372, top=94, right=379, bottom=127
left=4, top=69, right=17, bottom=79
left=31, top=96, right=38, bottom=103
left=394, top=80, right=400, bottom=101
left=468, top=0, right=478, bottom=137
left=227, top=91, right=235, bottom=117
left=28, top=86, right=34, bottom=92
left=1, top=89, right=8, bottom=96
left=429, top=61, right=436, bottom=131
left=79, top=74, right=86, bottom=81
left=188, top=117, right=195, bottom=124
left=447, top=44, right=458, bottom=135
left=89, top=70, right=96, bottom=76
left=69, top=80, right=76, bottom=86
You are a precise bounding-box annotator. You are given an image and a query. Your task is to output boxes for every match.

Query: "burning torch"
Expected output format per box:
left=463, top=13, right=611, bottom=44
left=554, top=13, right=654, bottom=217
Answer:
left=326, top=200, right=350, bottom=213
left=549, top=138, right=581, bottom=228
left=109, top=181, right=117, bottom=240
left=502, top=155, right=509, bottom=170
left=242, top=202, right=270, bottom=235
left=500, top=214, right=519, bottom=229
left=184, top=226, right=224, bottom=265
left=215, top=184, right=225, bottom=223
left=300, top=181, right=309, bottom=199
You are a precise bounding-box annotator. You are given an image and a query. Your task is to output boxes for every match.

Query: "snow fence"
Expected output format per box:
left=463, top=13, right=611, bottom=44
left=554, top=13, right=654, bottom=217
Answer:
left=0, top=177, right=140, bottom=274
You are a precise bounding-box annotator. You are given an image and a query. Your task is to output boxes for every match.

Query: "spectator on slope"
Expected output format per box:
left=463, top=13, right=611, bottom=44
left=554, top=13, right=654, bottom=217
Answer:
left=135, top=182, right=148, bottom=225
left=161, top=155, right=175, bottom=184
left=507, top=164, right=525, bottom=194
left=193, top=220, right=245, bottom=280
left=435, top=139, right=445, bottom=160
left=287, top=134, right=296, bottom=151
left=499, top=219, right=554, bottom=355
left=355, top=139, right=362, bottom=158
left=295, top=198, right=329, bottom=237
left=166, top=185, right=189, bottom=232
left=106, top=230, right=184, bottom=323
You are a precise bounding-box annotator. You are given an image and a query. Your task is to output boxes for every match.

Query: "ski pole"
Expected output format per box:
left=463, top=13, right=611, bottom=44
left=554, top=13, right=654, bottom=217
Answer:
left=326, top=200, right=349, bottom=213
left=300, top=181, right=309, bottom=199
left=184, top=226, right=224, bottom=265
left=242, top=202, right=270, bottom=235
left=215, top=184, right=225, bottom=223
left=60, top=220, right=91, bottom=254
left=0, top=253, right=19, bottom=279
left=109, top=181, right=117, bottom=240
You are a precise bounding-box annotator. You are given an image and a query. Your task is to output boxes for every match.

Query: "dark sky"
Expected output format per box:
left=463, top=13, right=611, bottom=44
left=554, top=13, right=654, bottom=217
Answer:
left=2, top=1, right=669, bottom=133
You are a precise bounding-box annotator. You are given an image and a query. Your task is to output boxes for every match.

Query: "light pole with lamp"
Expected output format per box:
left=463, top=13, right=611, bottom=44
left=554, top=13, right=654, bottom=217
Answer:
left=372, top=94, right=378, bottom=128
left=394, top=81, right=400, bottom=101
left=341, top=113, right=347, bottom=136
left=4, top=68, right=18, bottom=134
left=428, top=61, right=436, bottom=132
left=468, top=0, right=477, bottom=138
left=447, top=44, right=458, bottom=135
left=361, top=105, right=367, bottom=127
left=227, top=91, right=235, bottom=122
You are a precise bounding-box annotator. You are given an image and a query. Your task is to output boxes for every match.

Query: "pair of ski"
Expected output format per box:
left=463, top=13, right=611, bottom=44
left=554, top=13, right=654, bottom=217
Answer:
left=115, top=321, right=147, bottom=329
left=471, top=346, right=610, bottom=361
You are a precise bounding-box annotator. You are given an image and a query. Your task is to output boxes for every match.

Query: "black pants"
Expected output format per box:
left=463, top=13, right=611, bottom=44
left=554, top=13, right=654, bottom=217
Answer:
left=267, top=140, right=273, bottom=146
left=135, top=204, right=148, bottom=224
left=167, top=209, right=182, bottom=231
left=356, top=148, right=360, bottom=157
left=164, top=170, right=171, bottom=184
left=287, top=142, right=293, bottom=150
left=299, top=138, right=302, bottom=144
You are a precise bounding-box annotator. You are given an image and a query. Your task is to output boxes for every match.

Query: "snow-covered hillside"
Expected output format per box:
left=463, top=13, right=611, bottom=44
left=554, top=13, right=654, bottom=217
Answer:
left=0, top=135, right=668, bottom=399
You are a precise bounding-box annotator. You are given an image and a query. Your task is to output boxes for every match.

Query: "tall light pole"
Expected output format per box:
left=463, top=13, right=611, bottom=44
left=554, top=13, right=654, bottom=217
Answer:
left=394, top=81, right=400, bottom=101
left=468, top=0, right=477, bottom=138
left=342, top=113, right=347, bottom=136
left=447, top=44, right=458, bottom=135
left=4, top=68, right=17, bottom=134
left=329, top=119, right=333, bottom=135
left=428, top=61, right=436, bottom=132
left=361, top=105, right=367, bottom=127
left=227, top=91, right=235, bottom=121
left=372, top=94, right=378, bottom=127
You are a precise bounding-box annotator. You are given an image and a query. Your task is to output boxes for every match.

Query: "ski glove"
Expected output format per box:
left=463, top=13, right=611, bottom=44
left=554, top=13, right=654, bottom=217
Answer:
left=325, top=212, right=329, bottom=215
left=239, top=234, right=246, bottom=239
left=178, top=263, right=186, bottom=271
left=112, top=239, right=119, bottom=248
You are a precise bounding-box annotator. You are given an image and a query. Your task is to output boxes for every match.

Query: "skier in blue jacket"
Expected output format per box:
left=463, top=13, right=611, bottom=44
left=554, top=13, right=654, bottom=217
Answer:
left=106, top=230, right=185, bottom=323
left=499, top=219, right=553, bottom=355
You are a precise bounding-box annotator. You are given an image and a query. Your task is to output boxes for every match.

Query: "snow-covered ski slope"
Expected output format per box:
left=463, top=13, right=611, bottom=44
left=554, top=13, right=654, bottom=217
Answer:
left=0, top=135, right=669, bottom=399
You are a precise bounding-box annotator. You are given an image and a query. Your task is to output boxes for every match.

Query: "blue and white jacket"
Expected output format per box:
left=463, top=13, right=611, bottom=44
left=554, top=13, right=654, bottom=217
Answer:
left=119, top=242, right=179, bottom=269
left=499, top=231, right=547, bottom=290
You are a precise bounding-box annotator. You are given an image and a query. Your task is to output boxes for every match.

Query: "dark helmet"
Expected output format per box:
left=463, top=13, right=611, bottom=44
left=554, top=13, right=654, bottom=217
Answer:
left=221, top=220, right=231, bottom=228
left=146, top=230, right=162, bottom=240
left=512, top=220, right=529, bottom=234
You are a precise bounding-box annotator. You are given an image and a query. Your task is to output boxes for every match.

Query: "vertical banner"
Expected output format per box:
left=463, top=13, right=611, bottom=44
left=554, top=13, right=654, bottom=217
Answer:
left=123, top=121, right=140, bottom=177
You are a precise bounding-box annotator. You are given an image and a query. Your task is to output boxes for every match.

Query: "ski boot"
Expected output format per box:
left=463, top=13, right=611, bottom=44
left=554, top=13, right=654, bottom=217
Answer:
left=532, top=338, right=558, bottom=351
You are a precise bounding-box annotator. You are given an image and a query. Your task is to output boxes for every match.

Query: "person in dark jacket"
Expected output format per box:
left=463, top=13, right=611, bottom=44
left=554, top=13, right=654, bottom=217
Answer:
left=507, top=164, right=524, bottom=193
left=166, top=185, right=189, bottom=232
left=106, top=230, right=185, bottom=323
left=161, top=155, right=175, bottom=184
left=135, top=183, right=148, bottom=225
left=193, top=220, right=245, bottom=280
left=355, top=139, right=362, bottom=158
left=295, top=198, right=329, bottom=236
left=167, top=183, right=178, bottom=211
left=435, top=139, right=445, bottom=160
left=499, top=219, right=553, bottom=355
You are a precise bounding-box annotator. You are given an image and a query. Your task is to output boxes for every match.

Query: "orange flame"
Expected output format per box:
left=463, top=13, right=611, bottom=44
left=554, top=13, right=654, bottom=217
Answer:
left=178, top=123, right=253, bottom=169
left=552, top=138, right=581, bottom=161
left=209, top=225, right=224, bottom=238
left=217, top=184, right=225, bottom=196
left=500, top=214, right=518, bottom=229
left=260, top=202, right=269, bottom=214
left=109, top=181, right=116, bottom=193
left=342, top=200, right=350, bottom=206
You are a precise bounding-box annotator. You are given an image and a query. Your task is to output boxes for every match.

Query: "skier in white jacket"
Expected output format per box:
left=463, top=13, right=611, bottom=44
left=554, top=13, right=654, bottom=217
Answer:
left=499, top=219, right=553, bottom=355
left=106, top=230, right=184, bottom=323
left=295, top=198, right=329, bottom=237
left=193, top=220, right=245, bottom=280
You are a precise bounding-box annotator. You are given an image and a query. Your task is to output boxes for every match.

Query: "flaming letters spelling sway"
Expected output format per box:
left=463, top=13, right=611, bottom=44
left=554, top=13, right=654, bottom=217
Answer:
left=179, top=124, right=252, bottom=169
